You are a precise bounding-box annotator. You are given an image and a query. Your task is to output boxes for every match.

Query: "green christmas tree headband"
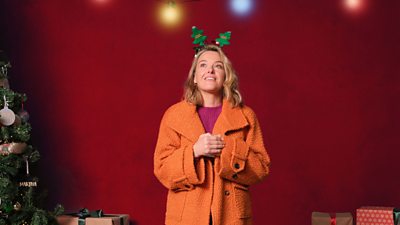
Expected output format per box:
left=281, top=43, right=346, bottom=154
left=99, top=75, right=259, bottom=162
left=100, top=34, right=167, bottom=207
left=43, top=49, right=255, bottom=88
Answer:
left=191, top=26, right=231, bottom=57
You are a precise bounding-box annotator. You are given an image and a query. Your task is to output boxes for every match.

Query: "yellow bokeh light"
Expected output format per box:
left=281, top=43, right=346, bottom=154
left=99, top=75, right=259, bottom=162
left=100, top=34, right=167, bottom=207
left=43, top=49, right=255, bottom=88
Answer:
left=158, top=1, right=182, bottom=27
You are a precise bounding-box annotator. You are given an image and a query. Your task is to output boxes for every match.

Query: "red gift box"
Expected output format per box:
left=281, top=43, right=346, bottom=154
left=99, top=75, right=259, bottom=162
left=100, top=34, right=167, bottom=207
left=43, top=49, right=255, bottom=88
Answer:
left=356, top=206, right=395, bottom=225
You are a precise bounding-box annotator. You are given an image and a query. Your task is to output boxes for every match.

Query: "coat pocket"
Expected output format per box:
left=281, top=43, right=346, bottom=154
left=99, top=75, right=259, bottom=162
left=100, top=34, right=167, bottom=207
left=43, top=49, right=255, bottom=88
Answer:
left=233, top=184, right=252, bottom=218
left=166, top=190, right=188, bottom=223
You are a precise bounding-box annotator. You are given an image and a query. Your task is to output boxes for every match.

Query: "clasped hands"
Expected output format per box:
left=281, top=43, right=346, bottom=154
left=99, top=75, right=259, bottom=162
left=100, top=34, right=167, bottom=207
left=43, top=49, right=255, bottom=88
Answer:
left=193, top=133, right=225, bottom=158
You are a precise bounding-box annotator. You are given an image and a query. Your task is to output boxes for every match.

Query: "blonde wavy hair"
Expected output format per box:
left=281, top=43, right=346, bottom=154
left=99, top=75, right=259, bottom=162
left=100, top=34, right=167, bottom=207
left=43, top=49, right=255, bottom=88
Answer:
left=183, top=45, right=243, bottom=107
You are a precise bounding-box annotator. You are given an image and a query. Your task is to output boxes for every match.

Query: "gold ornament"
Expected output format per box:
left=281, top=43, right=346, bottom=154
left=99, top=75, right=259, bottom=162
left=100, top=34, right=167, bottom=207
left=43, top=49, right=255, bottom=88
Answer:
left=13, top=202, right=22, bottom=211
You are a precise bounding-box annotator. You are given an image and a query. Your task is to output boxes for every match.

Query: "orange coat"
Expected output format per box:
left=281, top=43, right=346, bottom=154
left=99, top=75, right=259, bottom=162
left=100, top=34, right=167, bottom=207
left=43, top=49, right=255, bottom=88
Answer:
left=154, top=100, right=271, bottom=225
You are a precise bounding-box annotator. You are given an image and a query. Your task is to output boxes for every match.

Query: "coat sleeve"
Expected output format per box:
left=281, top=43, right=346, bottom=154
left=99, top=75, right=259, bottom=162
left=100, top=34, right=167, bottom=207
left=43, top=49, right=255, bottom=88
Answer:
left=218, top=108, right=271, bottom=186
left=153, top=110, right=206, bottom=192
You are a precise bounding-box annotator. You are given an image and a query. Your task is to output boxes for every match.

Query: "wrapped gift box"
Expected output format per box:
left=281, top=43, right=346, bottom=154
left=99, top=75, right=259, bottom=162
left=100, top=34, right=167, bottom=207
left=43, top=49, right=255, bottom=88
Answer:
left=356, top=206, right=399, bottom=225
left=312, top=212, right=353, bottom=225
left=57, top=214, right=129, bottom=225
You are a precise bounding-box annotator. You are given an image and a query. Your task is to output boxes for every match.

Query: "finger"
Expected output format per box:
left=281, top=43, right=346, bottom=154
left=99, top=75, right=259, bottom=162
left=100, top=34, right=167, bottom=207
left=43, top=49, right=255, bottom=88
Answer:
left=208, top=143, right=225, bottom=149
left=206, top=140, right=225, bottom=146
left=200, top=133, right=212, bottom=138
left=206, top=148, right=222, bottom=154
left=206, top=135, right=222, bottom=141
left=208, top=150, right=222, bottom=157
left=214, top=134, right=225, bottom=141
left=203, top=144, right=223, bottom=152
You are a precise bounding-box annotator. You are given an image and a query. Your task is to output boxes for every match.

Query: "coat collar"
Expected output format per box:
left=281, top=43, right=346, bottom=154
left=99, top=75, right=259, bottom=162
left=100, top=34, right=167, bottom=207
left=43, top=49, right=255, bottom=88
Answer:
left=169, top=99, right=249, bottom=142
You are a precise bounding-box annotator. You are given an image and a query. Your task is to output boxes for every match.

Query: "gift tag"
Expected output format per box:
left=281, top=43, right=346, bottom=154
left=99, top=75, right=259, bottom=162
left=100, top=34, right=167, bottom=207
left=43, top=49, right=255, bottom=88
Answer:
left=0, top=95, right=15, bottom=126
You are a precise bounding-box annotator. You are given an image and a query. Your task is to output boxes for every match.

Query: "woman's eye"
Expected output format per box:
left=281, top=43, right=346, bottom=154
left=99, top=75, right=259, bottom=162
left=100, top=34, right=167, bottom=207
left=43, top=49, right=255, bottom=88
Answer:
left=215, top=64, right=223, bottom=69
left=199, top=63, right=207, bottom=68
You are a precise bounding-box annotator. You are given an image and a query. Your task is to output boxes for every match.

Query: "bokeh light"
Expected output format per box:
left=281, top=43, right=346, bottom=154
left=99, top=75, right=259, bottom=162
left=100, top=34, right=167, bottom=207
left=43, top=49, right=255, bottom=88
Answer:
left=345, top=0, right=361, bottom=9
left=344, top=0, right=364, bottom=12
left=230, top=0, right=253, bottom=16
left=91, top=0, right=111, bottom=5
left=159, top=0, right=182, bottom=27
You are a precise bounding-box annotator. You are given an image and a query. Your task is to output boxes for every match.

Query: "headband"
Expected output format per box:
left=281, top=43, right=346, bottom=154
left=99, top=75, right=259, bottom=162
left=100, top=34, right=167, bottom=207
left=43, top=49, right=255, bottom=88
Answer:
left=191, top=26, right=231, bottom=56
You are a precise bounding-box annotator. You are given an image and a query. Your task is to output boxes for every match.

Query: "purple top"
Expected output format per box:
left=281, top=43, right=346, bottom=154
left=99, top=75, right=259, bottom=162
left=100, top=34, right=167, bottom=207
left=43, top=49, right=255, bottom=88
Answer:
left=197, top=105, right=222, bottom=133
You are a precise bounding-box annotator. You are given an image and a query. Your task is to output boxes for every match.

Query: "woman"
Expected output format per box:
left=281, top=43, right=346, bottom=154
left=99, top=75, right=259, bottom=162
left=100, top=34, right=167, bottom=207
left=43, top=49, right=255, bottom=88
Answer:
left=154, top=44, right=271, bottom=225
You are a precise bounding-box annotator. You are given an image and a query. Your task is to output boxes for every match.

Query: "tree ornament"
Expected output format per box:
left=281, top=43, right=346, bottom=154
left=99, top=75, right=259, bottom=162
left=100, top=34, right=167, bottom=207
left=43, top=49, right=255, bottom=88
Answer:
left=0, top=78, right=10, bottom=89
left=13, top=115, right=22, bottom=126
left=18, top=110, right=29, bottom=123
left=0, top=142, right=27, bottom=155
left=17, top=101, right=29, bottom=123
left=19, top=156, right=38, bottom=187
left=0, top=50, right=11, bottom=78
left=13, top=202, right=22, bottom=211
left=0, top=95, right=16, bottom=126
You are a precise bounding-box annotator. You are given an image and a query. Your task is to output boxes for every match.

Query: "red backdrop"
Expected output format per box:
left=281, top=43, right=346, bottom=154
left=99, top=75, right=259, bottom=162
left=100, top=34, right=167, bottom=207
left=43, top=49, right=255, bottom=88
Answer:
left=1, top=0, right=399, bottom=224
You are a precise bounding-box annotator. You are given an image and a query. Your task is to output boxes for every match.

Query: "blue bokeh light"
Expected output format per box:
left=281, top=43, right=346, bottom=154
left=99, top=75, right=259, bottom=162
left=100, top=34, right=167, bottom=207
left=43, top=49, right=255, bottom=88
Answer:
left=230, top=0, right=253, bottom=15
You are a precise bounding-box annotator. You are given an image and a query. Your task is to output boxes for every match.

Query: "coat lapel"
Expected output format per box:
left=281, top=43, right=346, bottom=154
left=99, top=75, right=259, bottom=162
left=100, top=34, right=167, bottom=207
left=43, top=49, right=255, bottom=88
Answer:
left=213, top=100, right=249, bottom=135
left=168, top=101, right=205, bottom=143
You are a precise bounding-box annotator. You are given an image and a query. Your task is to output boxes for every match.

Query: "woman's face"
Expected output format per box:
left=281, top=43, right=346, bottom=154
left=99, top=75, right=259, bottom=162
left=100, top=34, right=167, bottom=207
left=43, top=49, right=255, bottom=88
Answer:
left=194, top=51, right=225, bottom=95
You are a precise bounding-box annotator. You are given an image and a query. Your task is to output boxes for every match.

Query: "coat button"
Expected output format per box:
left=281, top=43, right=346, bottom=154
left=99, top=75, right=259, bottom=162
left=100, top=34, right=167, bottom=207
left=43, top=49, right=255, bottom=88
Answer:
left=224, top=190, right=230, bottom=196
left=232, top=173, right=238, bottom=179
left=234, top=163, right=240, bottom=169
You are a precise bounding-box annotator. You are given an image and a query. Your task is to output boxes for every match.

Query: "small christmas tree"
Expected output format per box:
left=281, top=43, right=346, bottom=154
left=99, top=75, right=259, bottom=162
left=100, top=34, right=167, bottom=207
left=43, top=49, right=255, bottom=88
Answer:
left=0, top=50, right=63, bottom=225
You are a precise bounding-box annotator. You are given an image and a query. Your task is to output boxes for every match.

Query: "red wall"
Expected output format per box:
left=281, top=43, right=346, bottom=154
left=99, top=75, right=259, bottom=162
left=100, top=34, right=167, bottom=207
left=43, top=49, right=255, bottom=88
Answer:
left=1, top=0, right=399, bottom=224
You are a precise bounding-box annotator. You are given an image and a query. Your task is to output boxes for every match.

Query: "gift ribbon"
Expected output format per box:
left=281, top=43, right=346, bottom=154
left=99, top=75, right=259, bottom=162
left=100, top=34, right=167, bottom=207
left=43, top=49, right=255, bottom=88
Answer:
left=67, top=208, right=104, bottom=225
left=394, top=209, right=400, bottom=225
left=119, top=216, right=125, bottom=225
left=329, top=213, right=336, bottom=225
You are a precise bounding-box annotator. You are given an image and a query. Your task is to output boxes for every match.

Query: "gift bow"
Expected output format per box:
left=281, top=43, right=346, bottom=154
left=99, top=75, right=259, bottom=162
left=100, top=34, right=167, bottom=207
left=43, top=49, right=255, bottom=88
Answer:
left=330, top=213, right=336, bottom=225
left=69, top=208, right=104, bottom=225
left=68, top=208, right=126, bottom=225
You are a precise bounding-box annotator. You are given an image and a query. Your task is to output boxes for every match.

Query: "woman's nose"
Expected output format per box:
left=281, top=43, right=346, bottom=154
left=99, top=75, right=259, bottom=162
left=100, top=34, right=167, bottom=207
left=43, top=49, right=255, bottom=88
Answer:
left=207, top=66, right=214, bottom=73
